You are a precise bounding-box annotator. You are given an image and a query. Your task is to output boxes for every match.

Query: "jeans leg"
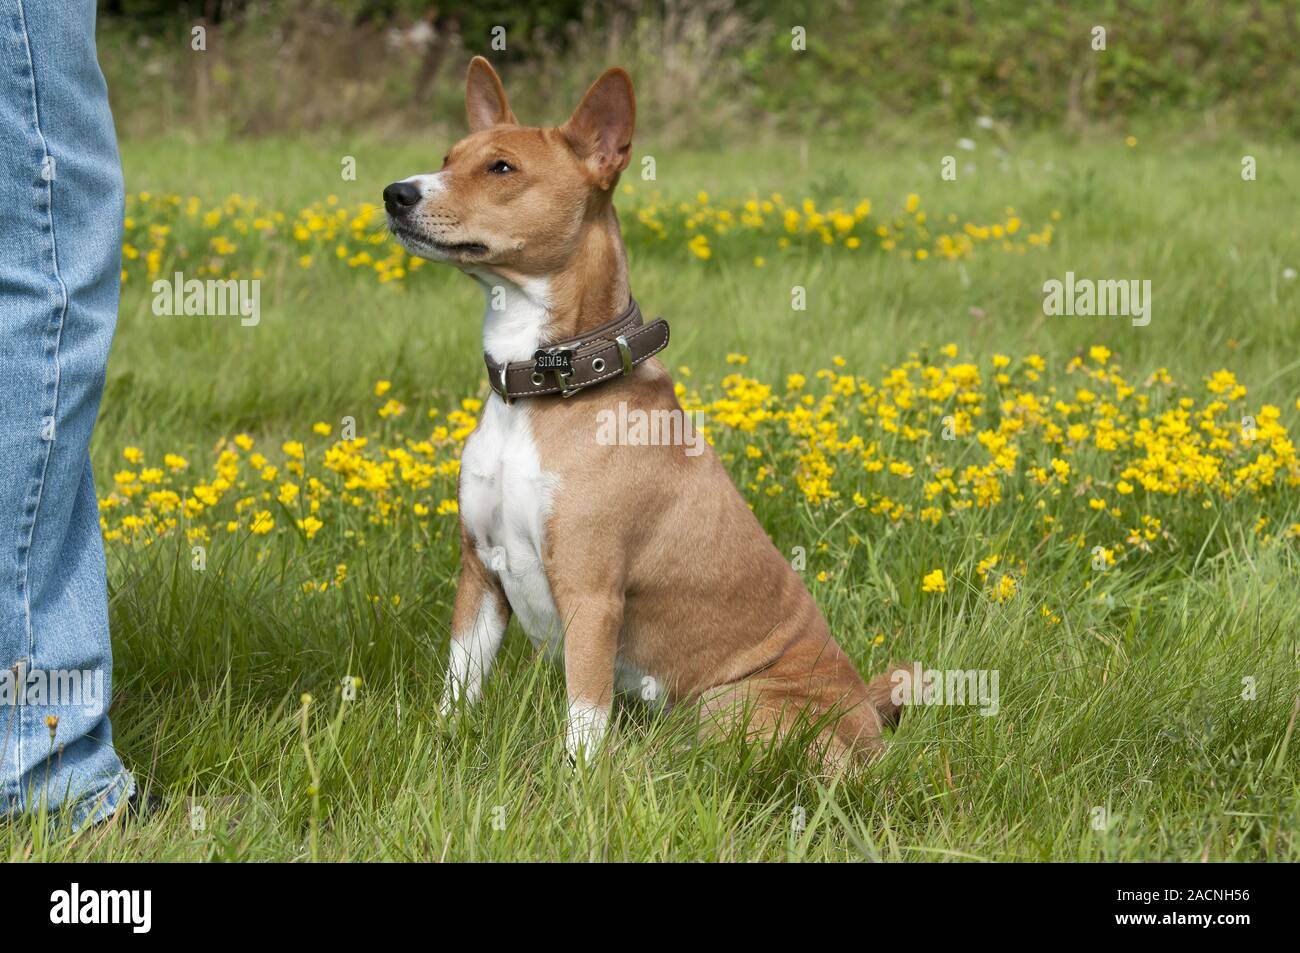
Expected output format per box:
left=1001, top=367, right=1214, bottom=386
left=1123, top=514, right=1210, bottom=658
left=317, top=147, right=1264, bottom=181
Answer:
left=0, top=0, right=132, bottom=827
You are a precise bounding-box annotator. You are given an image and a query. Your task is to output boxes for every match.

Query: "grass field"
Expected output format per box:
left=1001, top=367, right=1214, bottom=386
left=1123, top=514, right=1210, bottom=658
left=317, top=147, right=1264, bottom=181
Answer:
left=6, top=128, right=1299, bottom=861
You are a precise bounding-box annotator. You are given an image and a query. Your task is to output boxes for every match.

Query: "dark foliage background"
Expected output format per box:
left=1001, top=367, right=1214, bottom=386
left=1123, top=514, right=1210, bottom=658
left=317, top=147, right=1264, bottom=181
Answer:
left=97, top=0, right=1300, bottom=142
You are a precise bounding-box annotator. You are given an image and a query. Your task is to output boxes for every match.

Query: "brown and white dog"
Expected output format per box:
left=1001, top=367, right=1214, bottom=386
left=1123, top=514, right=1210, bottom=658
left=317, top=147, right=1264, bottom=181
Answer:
left=385, top=57, right=903, bottom=766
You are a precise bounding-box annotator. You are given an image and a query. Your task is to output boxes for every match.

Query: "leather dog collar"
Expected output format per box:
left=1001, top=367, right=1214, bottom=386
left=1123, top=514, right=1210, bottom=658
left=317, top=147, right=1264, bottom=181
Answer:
left=485, top=297, right=670, bottom=402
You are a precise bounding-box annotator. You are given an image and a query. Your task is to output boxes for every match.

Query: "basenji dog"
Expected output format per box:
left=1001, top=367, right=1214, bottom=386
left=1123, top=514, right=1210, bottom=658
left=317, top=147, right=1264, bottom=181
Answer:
left=384, top=57, right=904, bottom=766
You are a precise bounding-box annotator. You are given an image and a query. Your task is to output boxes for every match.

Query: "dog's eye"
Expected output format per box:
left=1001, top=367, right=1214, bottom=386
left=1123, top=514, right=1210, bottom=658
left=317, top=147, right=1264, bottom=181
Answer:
left=487, top=160, right=515, bottom=174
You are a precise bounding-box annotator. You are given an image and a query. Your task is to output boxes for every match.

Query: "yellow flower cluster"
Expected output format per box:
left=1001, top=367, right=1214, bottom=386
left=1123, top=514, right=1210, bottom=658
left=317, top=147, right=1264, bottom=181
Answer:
left=677, top=346, right=1298, bottom=600
left=121, top=192, right=421, bottom=286
left=622, top=185, right=1055, bottom=262
left=681, top=346, right=1297, bottom=515
left=100, top=349, right=1297, bottom=607
left=99, top=400, right=477, bottom=548
left=120, top=189, right=1056, bottom=286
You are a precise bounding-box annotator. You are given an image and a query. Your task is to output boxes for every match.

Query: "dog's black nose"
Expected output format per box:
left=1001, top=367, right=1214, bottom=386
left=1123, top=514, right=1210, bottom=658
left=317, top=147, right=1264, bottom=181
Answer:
left=383, top=181, right=421, bottom=215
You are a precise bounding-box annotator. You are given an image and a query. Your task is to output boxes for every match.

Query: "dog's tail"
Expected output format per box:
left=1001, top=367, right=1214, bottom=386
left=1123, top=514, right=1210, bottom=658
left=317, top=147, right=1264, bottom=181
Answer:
left=863, top=662, right=915, bottom=729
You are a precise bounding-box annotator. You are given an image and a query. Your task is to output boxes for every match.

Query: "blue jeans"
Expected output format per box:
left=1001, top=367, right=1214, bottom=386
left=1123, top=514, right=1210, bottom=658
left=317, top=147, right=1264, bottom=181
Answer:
left=0, top=0, right=132, bottom=826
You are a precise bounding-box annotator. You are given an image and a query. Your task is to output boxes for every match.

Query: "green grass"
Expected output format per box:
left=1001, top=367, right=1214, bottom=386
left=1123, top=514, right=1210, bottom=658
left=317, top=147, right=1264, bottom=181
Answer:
left=5, top=131, right=1299, bottom=861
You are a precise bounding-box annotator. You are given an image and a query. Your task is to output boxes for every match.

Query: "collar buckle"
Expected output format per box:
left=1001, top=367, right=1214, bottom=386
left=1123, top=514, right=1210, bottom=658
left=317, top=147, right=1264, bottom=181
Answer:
left=555, top=367, right=576, bottom=397
left=545, top=342, right=580, bottom=397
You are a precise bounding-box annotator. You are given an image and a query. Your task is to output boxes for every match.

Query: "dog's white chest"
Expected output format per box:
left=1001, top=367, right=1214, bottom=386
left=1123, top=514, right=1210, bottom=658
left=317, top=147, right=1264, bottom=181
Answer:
left=459, top=396, right=564, bottom=653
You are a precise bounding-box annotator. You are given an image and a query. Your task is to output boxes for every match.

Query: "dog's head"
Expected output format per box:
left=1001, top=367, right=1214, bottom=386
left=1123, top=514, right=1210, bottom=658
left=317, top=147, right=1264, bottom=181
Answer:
left=384, top=57, right=635, bottom=278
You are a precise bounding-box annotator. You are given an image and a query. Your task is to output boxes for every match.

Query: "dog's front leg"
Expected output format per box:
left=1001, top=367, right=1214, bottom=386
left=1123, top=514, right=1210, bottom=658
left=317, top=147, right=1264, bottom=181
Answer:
left=555, top=589, right=624, bottom=763
left=441, top=530, right=510, bottom=715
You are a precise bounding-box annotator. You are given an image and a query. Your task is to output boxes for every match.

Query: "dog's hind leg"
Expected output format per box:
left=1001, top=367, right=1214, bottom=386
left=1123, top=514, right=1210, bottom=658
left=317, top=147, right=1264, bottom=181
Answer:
left=863, top=663, right=913, bottom=729
left=695, top=660, right=912, bottom=768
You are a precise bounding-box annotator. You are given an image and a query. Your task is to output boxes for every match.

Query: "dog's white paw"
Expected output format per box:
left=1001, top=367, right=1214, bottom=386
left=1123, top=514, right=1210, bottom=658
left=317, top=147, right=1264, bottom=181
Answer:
left=565, top=701, right=609, bottom=764
left=439, top=680, right=474, bottom=719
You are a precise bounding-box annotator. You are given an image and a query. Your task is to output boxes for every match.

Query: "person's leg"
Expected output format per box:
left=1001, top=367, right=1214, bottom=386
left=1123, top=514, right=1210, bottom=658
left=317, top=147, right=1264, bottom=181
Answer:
left=0, top=0, right=133, bottom=827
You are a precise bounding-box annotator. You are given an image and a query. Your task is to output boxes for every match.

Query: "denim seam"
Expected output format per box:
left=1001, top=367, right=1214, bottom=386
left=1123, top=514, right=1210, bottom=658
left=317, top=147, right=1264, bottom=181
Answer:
left=11, top=0, right=72, bottom=805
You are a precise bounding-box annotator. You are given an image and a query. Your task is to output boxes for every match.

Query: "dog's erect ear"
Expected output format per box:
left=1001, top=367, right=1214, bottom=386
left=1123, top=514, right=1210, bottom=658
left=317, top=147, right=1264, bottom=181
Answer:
left=466, top=56, right=517, bottom=131
left=560, top=68, right=636, bottom=191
